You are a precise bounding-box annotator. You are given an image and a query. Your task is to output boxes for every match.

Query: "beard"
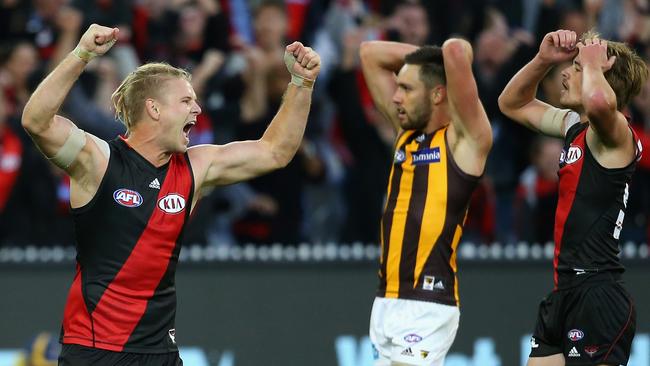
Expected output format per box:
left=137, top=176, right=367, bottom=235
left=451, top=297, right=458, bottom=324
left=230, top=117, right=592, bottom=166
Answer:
left=399, top=96, right=432, bottom=131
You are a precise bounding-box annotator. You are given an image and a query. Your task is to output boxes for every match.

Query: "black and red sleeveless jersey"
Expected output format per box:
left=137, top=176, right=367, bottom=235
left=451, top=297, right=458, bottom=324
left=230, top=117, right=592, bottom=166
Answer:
left=60, top=138, right=195, bottom=353
left=553, top=122, right=642, bottom=289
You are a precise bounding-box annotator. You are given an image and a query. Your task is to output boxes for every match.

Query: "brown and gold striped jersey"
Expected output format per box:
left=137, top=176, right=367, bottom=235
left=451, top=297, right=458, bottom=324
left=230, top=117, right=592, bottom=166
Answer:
left=378, top=126, right=479, bottom=306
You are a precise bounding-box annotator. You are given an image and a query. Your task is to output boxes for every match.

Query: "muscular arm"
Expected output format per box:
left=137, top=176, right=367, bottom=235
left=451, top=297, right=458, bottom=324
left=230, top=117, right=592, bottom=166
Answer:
left=442, top=38, right=492, bottom=156
left=190, top=42, right=320, bottom=188
left=498, top=30, right=579, bottom=137
left=359, top=41, right=417, bottom=131
left=497, top=55, right=559, bottom=134
left=190, top=84, right=312, bottom=186
left=22, top=52, right=86, bottom=148
left=21, top=25, right=118, bottom=206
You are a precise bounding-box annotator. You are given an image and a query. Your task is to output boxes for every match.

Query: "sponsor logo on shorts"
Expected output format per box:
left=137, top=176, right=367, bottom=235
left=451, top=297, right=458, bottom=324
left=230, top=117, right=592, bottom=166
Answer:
left=530, top=337, right=539, bottom=348
left=568, top=329, right=584, bottom=341
left=568, top=347, right=581, bottom=357
left=168, top=329, right=176, bottom=344
left=412, top=147, right=441, bottom=165
left=394, top=149, right=406, bottom=164
left=404, top=334, right=422, bottom=343
left=584, top=345, right=598, bottom=357
left=158, top=193, right=186, bottom=214
left=401, top=347, right=414, bottom=357
left=420, top=350, right=429, bottom=359
left=113, top=189, right=143, bottom=207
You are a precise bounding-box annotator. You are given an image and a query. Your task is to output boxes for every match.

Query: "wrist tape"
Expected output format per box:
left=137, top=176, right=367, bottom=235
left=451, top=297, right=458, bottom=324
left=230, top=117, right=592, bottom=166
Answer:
left=73, top=46, right=98, bottom=63
left=284, top=51, right=315, bottom=89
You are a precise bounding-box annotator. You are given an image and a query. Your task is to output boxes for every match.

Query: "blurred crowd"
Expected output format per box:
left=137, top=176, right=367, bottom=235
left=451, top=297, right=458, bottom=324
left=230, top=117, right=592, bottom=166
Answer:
left=1, top=0, right=649, bottom=247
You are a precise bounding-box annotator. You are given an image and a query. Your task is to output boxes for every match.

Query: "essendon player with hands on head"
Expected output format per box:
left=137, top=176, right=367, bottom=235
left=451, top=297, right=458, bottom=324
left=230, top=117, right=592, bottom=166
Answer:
left=499, top=29, right=647, bottom=366
left=21, top=24, right=320, bottom=365
left=360, top=38, right=492, bottom=365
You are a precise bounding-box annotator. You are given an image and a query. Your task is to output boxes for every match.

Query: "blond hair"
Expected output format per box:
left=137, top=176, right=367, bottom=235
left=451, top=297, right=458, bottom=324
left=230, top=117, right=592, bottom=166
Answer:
left=580, top=31, right=649, bottom=110
left=111, top=63, right=191, bottom=130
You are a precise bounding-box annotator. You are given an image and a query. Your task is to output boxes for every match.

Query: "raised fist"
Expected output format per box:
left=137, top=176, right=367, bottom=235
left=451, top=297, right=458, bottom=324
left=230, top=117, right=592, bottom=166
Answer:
left=284, top=41, right=321, bottom=81
left=77, top=24, right=120, bottom=58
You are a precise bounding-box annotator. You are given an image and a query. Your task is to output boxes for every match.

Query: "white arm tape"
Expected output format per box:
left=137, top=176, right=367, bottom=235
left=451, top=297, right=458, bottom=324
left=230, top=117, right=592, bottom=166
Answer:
left=89, top=134, right=110, bottom=160
left=50, top=127, right=86, bottom=169
left=540, top=107, right=579, bottom=137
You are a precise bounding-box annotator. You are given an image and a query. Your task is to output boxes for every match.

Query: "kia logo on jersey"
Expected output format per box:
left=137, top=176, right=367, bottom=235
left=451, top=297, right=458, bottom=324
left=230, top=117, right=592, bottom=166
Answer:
left=113, top=189, right=143, bottom=207
left=158, top=193, right=186, bottom=214
left=560, top=145, right=583, bottom=165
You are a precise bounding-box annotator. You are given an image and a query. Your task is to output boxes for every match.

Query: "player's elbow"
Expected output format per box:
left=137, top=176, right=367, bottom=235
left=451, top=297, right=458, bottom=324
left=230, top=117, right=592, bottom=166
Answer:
left=497, top=93, right=515, bottom=119
left=270, top=150, right=293, bottom=170
left=20, top=104, right=43, bottom=134
left=584, top=90, right=617, bottom=119
left=359, top=41, right=375, bottom=64
left=267, top=142, right=295, bottom=170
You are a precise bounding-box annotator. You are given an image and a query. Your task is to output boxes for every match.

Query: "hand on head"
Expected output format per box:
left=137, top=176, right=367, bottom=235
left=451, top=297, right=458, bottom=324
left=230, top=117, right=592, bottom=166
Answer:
left=577, top=37, right=616, bottom=72
left=538, top=30, right=579, bottom=64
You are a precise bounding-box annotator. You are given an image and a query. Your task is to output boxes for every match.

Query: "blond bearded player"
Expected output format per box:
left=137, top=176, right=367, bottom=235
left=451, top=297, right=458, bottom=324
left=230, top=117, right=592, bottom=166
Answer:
left=21, top=24, right=320, bottom=365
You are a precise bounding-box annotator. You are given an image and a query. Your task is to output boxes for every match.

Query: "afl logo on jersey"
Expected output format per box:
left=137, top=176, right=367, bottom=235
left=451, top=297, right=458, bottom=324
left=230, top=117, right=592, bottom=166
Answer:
left=113, top=189, right=143, bottom=207
left=158, top=193, right=186, bottom=214
left=394, top=149, right=406, bottom=164
left=560, top=145, right=583, bottom=165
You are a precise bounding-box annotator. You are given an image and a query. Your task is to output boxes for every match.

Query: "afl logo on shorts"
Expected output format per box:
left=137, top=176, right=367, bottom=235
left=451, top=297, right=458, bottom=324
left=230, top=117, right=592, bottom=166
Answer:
left=568, top=329, right=584, bottom=341
left=113, top=189, right=143, bottom=207
left=404, top=334, right=422, bottom=343
left=158, top=193, right=186, bottom=214
left=560, top=146, right=583, bottom=165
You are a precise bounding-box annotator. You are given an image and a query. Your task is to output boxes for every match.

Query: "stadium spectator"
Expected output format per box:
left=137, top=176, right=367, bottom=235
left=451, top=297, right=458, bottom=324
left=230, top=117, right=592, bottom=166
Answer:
left=327, top=27, right=392, bottom=244
left=231, top=2, right=327, bottom=245
left=513, top=137, right=562, bottom=243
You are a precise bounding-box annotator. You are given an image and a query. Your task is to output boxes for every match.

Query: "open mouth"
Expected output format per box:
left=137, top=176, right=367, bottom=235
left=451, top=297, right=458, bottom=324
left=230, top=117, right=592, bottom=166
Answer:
left=183, top=121, right=196, bottom=135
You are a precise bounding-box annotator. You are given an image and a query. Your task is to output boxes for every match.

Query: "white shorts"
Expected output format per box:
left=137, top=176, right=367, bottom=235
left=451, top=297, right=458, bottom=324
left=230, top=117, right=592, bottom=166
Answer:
left=369, top=297, right=460, bottom=366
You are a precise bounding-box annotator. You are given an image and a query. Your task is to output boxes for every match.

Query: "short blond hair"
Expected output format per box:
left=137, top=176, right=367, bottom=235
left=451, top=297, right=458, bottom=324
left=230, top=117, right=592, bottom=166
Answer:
left=111, top=63, right=191, bottom=130
left=580, top=30, right=649, bottom=110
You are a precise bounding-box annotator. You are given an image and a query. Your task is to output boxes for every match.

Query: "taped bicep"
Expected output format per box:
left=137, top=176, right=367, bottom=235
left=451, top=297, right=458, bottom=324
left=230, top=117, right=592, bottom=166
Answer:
left=49, top=127, right=110, bottom=170
left=539, top=107, right=580, bottom=138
